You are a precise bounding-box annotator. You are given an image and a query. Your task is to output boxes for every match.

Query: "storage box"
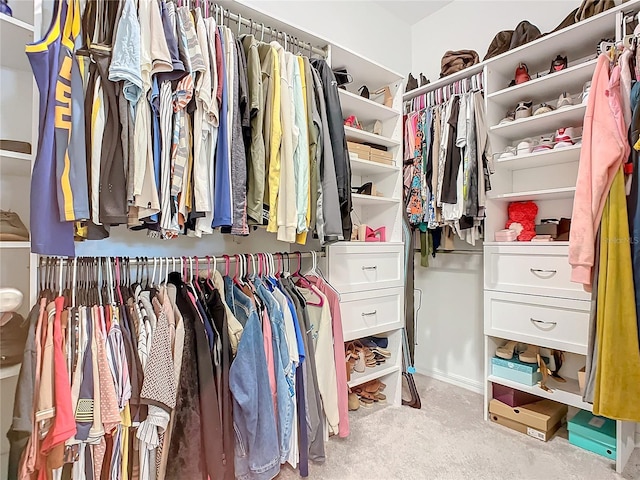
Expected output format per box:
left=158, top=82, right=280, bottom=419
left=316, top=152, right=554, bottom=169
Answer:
left=369, top=153, right=395, bottom=165
left=369, top=147, right=393, bottom=160
left=347, top=141, right=371, bottom=158
left=536, top=223, right=558, bottom=237
left=492, top=383, right=542, bottom=407
left=489, top=398, right=567, bottom=433
left=577, top=367, right=586, bottom=395
left=491, top=356, right=542, bottom=386
left=568, top=410, right=616, bottom=460
left=494, top=229, right=517, bottom=242
left=490, top=412, right=561, bottom=442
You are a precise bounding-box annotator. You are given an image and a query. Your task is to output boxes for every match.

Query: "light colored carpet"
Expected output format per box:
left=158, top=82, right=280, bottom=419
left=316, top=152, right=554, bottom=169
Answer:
left=278, top=374, right=640, bottom=480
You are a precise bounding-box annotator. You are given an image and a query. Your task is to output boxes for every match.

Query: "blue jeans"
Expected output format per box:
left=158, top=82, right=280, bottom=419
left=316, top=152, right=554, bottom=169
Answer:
left=229, top=285, right=280, bottom=480
left=255, top=278, right=295, bottom=463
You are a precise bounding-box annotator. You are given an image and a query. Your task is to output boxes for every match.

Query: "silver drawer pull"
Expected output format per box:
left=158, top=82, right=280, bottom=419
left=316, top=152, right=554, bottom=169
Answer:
left=361, top=265, right=377, bottom=271
left=361, top=310, right=377, bottom=317
left=530, top=318, right=558, bottom=329
left=530, top=268, right=557, bottom=275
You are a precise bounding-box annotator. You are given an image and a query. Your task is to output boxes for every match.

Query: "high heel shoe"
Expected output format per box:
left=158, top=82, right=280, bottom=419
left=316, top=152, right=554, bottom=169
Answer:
left=359, top=85, right=393, bottom=108
left=344, top=115, right=362, bottom=129
left=352, top=182, right=373, bottom=196
left=495, top=340, right=518, bottom=360
left=365, top=226, right=386, bottom=242
left=358, top=85, right=370, bottom=99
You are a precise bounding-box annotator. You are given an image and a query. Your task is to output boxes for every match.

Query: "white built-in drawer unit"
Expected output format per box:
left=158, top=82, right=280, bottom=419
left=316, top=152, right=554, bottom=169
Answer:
left=484, top=245, right=590, bottom=301
left=327, top=243, right=403, bottom=294
left=340, top=287, right=404, bottom=341
left=484, top=291, right=590, bottom=355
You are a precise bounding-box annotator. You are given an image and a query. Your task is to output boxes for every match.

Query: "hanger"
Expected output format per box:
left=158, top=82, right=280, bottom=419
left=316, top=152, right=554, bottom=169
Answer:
left=237, top=13, right=242, bottom=36
left=292, top=252, right=323, bottom=306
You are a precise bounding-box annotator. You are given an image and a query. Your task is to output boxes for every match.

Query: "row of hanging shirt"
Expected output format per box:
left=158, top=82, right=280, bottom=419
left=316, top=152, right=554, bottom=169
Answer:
left=8, top=252, right=350, bottom=480
left=402, top=71, right=494, bottom=247
left=29, top=0, right=352, bottom=258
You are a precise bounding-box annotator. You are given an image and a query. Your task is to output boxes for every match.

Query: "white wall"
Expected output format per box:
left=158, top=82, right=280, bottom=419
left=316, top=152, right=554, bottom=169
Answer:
left=239, top=0, right=413, bottom=75
left=411, top=0, right=582, bottom=82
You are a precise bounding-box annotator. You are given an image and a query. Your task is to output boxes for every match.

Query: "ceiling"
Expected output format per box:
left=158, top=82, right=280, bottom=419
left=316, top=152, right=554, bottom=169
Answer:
left=373, top=1, right=453, bottom=25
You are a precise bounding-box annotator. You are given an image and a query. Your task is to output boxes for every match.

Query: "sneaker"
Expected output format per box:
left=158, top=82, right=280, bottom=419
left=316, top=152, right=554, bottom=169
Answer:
left=533, top=103, right=555, bottom=116
left=516, top=139, right=535, bottom=155
left=582, top=81, right=591, bottom=104
left=554, top=127, right=576, bottom=149
left=557, top=92, right=573, bottom=109
left=515, top=63, right=531, bottom=85
left=499, top=146, right=517, bottom=159
left=532, top=135, right=554, bottom=153
left=549, top=55, right=568, bottom=74
left=499, top=110, right=516, bottom=125
left=514, top=100, right=533, bottom=120
left=0, top=210, right=29, bottom=241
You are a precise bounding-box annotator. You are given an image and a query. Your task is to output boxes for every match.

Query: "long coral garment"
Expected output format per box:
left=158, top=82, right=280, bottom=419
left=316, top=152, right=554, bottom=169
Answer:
left=593, top=167, right=640, bottom=421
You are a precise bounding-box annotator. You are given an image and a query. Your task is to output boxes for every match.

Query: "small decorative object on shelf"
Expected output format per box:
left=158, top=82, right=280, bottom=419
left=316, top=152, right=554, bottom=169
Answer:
left=0, top=0, right=13, bottom=16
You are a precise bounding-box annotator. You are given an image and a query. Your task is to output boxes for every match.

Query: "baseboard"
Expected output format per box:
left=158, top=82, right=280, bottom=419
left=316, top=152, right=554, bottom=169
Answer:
left=418, top=367, right=484, bottom=394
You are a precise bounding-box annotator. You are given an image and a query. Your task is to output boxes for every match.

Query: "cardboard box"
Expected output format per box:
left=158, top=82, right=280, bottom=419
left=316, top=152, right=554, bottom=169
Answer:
left=491, top=356, right=542, bottom=386
left=490, top=412, right=561, bottom=442
left=489, top=398, right=567, bottom=432
left=578, top=367, right=586, bottom=395
left=347, top=141, right=371, bottom=158
left=369, top=147, right=393, bottom=160
left=369, top=153, right=395, bottom=166
left=493, top=383, right=542, bottom=408
left=568, top=410, right=616, bottom=460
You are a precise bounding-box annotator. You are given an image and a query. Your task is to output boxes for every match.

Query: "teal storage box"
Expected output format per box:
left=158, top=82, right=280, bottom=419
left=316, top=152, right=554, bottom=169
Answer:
left=568, top=410, right=616, bottom=460
left=491, top=356, right=542, bottom=386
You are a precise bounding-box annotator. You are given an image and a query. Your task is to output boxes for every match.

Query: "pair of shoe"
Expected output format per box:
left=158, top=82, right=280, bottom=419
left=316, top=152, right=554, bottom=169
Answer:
left=344, top=115, right=362, bottom=129
left=405, top=73, right=430, bottom=93
left=510, top=56, right=567, bottom=86
left=345, top=340, right=379, bottom=380
left=352, top=379, right=387, bottom=408
left=496, top=341, right=539, bottom=364
left=353, top=225, right=386, bottom=242
left=359, top=85, right=393, bottom=108
left=500, top=93, right=575, bottom=124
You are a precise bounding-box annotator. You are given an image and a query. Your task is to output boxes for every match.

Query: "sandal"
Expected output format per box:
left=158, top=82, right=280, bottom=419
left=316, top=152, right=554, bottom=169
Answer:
left=352, top=182, right=374, bottom=196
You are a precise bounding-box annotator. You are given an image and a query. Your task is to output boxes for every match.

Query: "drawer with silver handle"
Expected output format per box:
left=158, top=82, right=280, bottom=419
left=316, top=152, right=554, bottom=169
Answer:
left=484, top=291, right=590, bottom=355
left=484, top=245, right=590, bottom=301
left=340, top=287, right=403, bottom=341
left=327, top=243, right=403, bottom=294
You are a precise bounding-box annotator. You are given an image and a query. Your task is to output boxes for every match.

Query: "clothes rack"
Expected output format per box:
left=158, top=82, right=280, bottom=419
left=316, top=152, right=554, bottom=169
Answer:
left=403, top=68, right=485, bottom=112
left=211, top=2, right=327, bottom=57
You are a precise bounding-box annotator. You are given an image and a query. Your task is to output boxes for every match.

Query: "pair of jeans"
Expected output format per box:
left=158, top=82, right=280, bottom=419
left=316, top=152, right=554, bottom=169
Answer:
left=254, top=278, right=295, bottom=464
left=229, top=285, right=279, bottom=480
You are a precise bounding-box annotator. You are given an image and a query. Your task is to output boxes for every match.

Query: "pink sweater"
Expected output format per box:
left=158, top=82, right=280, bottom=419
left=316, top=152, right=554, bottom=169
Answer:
left=569, top=55, right=630, bottom=289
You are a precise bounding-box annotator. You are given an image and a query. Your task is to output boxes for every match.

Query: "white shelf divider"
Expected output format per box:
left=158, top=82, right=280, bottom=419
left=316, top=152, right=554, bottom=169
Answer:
left=0, top=13, right=34, bottom=72
left=488, top=187, right=576, bottom=202
left=352, top=193, right=401, bottom=206
left=495, top=144, right=581, bottom=171
left=0, top=364, right=21, bottom=380
left=348, top=364, right=400, bottom=388
left=339, top=89, right=400, bottom=124
left=344, top=125, right=400, bottom=148
left=490, top=104, right=587, bottom=141
left=350, top=157, right=400, bottom=177
left=0, top=241, right=31, bottom=249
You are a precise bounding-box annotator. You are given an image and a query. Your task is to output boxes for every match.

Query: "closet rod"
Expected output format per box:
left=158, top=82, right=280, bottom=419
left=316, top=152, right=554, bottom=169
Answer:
left=213, top=3, right=327, bottom=57
left=42, top=251, right=325, bottom=263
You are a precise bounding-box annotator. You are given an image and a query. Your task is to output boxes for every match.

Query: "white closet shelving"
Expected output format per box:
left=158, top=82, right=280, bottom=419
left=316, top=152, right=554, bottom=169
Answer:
left=326, top=44, right=405, bottom=407
left=0, top=2, right=39, bottom=477
left=482, top=1, right=640, bottom=474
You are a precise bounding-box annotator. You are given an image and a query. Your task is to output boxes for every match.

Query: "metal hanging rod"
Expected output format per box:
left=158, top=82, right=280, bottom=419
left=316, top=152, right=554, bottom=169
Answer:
left=210, top=3, right=327, bottom=57
left=40, top=251, right=325, bottom=263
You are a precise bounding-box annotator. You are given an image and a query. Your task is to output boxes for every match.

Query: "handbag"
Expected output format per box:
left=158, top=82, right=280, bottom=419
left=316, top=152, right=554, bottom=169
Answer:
left=439, top=50, right=480, bottom=78
left=484, top=30, right=513, bottom=60
left=509, top=21, right=542, bottom=50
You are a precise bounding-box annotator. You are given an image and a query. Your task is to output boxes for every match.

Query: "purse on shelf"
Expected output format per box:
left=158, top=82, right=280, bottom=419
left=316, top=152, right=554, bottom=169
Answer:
left=440, top=50, right=480, bottom=78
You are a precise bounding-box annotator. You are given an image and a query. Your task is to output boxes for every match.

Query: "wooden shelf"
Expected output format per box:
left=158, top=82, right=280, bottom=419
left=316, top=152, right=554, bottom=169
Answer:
left=344, top=125, right=400, bottom=148
left=488, top=187, right=576, bottom=202
left=339, top=89, right=400, bottom=124
left=495, top=144, right=581, bottom=171
left=352, top=193, right=400, bottom=206
left=0, top=13, right=34, bottom=71
left=491, top=104, right=587, bottom=141
left=350, top=157, right=400, bottom=177
left=488, top=374, right=593, bottom=411
left=488, top=59, right=597, bottom=107
left=0, top=363, right=21, bottom=380
left=0, top=241, right=30, bottom=249
left=348, top=364, right=400, bottom=388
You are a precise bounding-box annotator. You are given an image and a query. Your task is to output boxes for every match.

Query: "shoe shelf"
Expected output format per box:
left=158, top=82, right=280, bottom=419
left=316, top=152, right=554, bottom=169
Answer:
left=348, top=364, right=400, bottom=389
left=352, top=193, right=401, bottom=206
left=0, top=13, right=34, bottom=72
left=331, top=43, right=404, bottom=93
left=350, top=157, right=400, bottom=177
left=0, top=364, right=21, bottom=380
left=490, top=104, right=587, bottom=141
left=344, top=125, right=401, bottom=148
left=495, top=144, right=581, bottom=171
left=484, top=0, right=639, bottom=79
left=487, top=59, right=597, bottom=109
left=488, top=187, right=576, bottom=202
left=487, top=375, right=593, bottom=412
left=339, top=89, right=400, bottom=124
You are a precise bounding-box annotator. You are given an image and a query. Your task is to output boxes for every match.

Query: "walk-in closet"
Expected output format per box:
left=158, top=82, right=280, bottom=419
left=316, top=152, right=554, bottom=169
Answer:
left=0, top=0, right=639, bottom=479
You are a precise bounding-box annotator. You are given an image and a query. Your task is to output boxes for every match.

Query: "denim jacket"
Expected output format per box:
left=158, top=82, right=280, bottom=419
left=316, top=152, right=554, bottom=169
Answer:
left=229, top=285, right=280, bottom=480
left=255, top=277, right=295, bottom=463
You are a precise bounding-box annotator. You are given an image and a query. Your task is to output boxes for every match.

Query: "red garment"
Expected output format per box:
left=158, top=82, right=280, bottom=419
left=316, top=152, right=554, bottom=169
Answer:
left=41, top=296, right=77, bottom=453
